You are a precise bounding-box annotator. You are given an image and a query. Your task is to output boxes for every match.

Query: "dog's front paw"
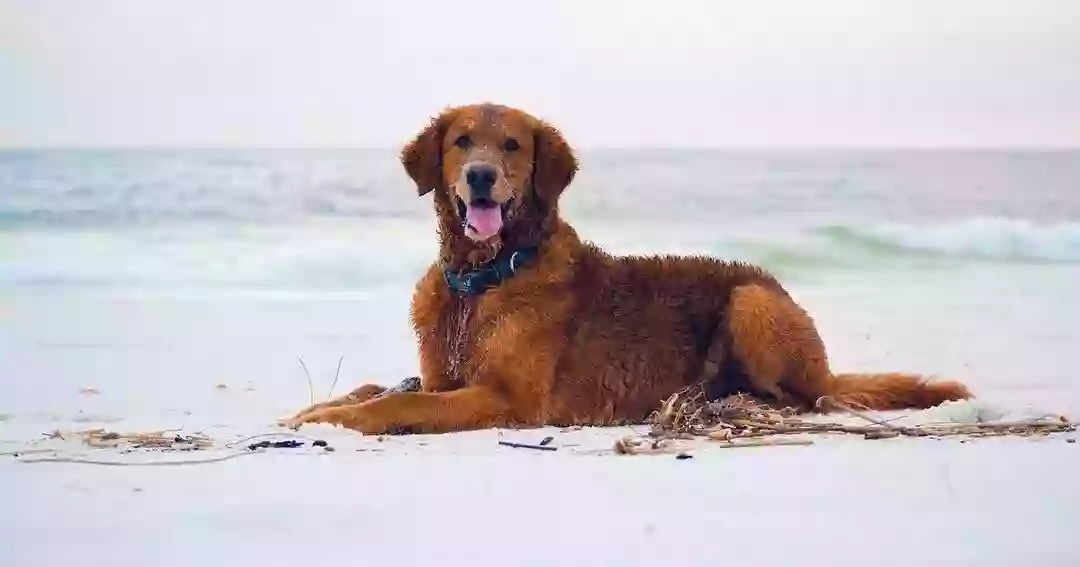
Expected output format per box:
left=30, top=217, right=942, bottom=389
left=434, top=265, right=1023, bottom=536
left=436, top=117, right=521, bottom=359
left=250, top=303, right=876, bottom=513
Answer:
left=278, top=405, right=329, bottom=430
left=279, top=406, right=388, bottom=435
left=277, top=416, right=305, bottom=431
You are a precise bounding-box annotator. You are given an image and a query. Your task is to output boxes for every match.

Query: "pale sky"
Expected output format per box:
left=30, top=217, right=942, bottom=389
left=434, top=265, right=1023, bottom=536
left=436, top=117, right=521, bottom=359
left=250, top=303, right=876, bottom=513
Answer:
left=1, top=0, right=1079, bottom=148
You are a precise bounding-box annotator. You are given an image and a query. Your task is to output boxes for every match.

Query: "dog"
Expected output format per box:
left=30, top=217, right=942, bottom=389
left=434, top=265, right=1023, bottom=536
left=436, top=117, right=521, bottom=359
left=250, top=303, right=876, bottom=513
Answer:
left=283, top=103, right=972, bottom=435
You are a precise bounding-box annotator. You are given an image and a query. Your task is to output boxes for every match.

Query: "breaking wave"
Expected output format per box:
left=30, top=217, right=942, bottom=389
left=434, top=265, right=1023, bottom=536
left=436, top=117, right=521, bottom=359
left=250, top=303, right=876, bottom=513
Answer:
left=816, top=217, right=1080, bottom=264
left=1, top=216, right=1076, bottom=293
left=721, top=217, right=1080, bottom=277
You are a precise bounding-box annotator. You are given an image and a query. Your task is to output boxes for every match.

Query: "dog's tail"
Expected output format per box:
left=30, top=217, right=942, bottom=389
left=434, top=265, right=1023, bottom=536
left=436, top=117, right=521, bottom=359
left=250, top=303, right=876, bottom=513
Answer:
left=823, top=372, right=972, bottom=411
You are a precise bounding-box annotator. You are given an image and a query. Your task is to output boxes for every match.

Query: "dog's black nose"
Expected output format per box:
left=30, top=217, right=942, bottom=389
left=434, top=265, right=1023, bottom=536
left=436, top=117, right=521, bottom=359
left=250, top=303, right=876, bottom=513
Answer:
left=465, top=165, right=497, bottom=197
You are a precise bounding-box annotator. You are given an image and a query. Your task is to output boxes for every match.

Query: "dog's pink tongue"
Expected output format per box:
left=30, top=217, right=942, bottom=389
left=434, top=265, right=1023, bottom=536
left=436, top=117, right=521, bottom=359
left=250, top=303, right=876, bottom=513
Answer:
left=466, top=205, right=503, bottom=239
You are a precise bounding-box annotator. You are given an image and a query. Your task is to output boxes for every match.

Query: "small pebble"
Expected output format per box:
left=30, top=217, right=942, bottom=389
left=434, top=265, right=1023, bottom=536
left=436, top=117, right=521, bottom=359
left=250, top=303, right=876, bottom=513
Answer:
left=312, top=439, right=328, bottom=447
left=323, top=446, right=336, bottom=452
left=539, top=436, right=555, bottom=446
left=675, top=453, right=693, bottom=460
left=1067, top=438, right=1075, bottom=444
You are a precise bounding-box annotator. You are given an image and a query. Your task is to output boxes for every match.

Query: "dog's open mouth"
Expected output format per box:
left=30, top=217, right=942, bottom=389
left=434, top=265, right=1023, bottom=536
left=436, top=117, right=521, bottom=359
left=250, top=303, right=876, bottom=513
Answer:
left=457, top=196, right=512, bottom=241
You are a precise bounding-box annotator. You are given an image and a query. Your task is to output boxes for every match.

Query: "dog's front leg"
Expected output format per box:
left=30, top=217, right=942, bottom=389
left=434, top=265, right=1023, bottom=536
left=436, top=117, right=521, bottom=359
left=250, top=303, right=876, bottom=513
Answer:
left=282, top=386, right=510, bottom=435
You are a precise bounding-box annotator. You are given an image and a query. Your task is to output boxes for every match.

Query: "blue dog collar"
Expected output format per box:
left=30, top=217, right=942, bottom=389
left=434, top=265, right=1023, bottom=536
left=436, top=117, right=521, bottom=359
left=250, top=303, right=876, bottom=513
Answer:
left=443, top=246, right=539, bottom=295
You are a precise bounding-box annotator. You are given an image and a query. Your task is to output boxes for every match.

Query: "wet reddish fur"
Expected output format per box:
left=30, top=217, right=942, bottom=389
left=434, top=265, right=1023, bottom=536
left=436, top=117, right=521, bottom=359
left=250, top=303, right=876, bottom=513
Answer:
left=284, top=103, right=973, bottom=435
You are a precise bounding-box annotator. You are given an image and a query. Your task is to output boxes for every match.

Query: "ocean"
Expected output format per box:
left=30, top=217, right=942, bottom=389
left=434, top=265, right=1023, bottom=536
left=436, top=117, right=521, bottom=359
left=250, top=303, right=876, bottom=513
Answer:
left=1, top=148, right=1079, bottom=429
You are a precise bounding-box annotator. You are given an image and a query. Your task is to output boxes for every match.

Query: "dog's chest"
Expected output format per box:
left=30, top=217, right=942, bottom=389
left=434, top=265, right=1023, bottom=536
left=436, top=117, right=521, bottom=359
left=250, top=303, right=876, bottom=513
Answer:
left=439, top=294, right=477, bottom=383
left=434, top=287, right=552, bottom=384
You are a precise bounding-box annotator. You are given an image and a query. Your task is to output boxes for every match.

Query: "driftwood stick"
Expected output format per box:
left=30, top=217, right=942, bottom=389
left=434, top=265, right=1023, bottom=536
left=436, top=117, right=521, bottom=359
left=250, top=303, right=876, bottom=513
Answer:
left=723, top=418, right=887, bottom=436
left=499, top=441, right=558, bottom=452
left=815, top=396, right=927, bottom=436
left=864, top=430, right=901, bottom=440
left=708, top=437, right=815, bottom=449
left=617, top=434, right=813, bottom=455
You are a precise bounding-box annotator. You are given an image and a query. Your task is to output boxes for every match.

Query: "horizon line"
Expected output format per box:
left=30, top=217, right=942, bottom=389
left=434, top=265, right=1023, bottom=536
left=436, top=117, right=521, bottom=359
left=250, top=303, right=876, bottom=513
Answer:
left=1, top=144, right=1079, bottom=152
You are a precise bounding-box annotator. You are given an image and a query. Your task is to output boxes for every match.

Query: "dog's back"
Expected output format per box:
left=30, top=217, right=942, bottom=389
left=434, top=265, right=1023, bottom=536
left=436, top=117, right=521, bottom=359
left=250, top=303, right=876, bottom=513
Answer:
left=548, top=241, right=789, bottom=424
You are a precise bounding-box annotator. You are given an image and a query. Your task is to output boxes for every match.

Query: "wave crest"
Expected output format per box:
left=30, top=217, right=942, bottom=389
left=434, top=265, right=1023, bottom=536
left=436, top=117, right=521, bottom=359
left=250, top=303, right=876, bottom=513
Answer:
left=818, top=218, right=1080, bottom=263
left=2, top=216, right=1075, bottom=293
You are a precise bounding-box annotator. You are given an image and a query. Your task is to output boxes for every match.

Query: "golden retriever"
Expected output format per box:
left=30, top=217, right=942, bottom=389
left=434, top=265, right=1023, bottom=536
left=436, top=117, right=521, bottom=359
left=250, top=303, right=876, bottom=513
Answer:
left=283, top=103, right=971, bottom=434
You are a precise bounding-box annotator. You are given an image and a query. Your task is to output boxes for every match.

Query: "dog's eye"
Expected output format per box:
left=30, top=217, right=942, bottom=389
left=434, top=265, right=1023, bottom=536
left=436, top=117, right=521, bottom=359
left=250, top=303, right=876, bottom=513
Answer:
left=454, top=135, right=471, bottom=149
left=504, top=138, right=520, bottom=152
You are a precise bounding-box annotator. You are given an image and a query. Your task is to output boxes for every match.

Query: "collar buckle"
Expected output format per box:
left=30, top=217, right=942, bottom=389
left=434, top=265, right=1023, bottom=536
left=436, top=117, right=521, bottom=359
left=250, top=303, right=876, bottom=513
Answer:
left=508, top=251, right=522, bottom=274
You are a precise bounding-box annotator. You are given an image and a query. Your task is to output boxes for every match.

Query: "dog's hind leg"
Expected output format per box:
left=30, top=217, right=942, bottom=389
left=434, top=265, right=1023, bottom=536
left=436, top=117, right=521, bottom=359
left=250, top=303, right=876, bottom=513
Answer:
left=724, top=284, right=831, bottom=411
left=725, top=284, right=972, bottom=412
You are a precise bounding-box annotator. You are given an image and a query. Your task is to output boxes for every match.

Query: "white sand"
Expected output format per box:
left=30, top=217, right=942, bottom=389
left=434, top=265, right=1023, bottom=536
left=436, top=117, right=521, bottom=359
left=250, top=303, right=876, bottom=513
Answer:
left=2, top=270, right=1079, bottom=566
left=2, top=407, right=1077, bottom=567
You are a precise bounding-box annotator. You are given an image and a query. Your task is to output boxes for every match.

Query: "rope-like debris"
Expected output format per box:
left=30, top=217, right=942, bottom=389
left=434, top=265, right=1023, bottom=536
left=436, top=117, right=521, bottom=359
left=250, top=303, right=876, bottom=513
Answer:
left=7, top=427, right=333, bottom=466
left=17, top=451, right=258, bottom=467
left=614, top=384, right=1076, bottom=456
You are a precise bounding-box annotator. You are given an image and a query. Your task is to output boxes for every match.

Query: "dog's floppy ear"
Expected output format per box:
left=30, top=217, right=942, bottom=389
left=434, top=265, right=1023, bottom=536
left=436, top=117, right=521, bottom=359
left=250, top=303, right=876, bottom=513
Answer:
left=532, top=121, right=578, bottom=203
left=400, top=109, right=455, bottom=196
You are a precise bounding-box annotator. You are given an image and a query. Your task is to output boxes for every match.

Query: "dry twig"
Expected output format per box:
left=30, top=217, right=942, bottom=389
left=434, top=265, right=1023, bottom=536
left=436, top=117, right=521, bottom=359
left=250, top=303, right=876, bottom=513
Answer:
left=815, top=396, right=926, bottom=436
left=327, top=355, right=345, bottom=399
left=298, top=357, right=315, bottom=406
left=708, top=437, right=815, bottom=449
left=499, top=441, right=558, bottom=451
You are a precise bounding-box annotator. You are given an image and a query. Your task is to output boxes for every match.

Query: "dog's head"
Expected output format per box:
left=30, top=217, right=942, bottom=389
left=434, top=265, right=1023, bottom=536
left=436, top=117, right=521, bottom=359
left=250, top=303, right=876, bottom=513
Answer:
left=401, top=103, right=577, bottom=243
